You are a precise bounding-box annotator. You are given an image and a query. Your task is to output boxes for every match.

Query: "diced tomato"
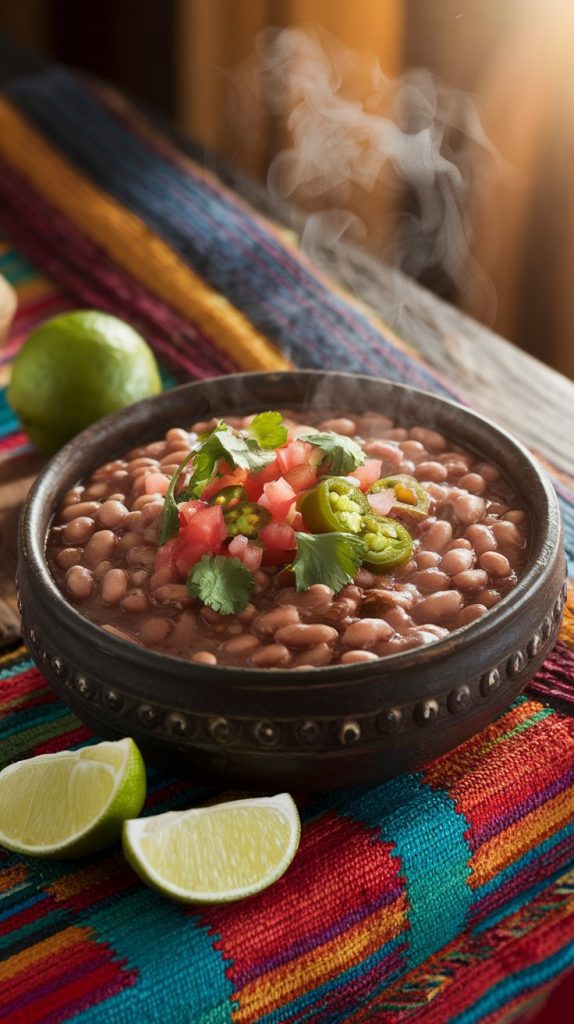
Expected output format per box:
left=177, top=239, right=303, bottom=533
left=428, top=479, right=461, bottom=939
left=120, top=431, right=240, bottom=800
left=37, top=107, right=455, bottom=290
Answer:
left=349, top=459, right=383, bottom=492
left=283, top=462, right=317, bottom=493
left=244, top=459, right=281, bottom=501
left=276, top=440, right=314, bottom=474
left=259, top=522, right=297, bottom=565
left=144, top=472, right=171, bottom=496
left=153, top=536, right=181, bottom=581
left=228, top=534, right=263, bottom=572
left=290, top=511, right=305, bottom=532
left=201, top=468, right=247, bottom=502
left=175, top=502, right=227, bottom=575
left=367, top=490, right=395, bottom=516
left=261, top=477, right=297, bottom=520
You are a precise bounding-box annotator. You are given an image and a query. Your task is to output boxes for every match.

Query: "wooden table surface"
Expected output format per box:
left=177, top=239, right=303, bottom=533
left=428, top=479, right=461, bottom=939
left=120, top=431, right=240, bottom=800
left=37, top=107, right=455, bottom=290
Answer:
left=1, top=38, right=573, bottom=649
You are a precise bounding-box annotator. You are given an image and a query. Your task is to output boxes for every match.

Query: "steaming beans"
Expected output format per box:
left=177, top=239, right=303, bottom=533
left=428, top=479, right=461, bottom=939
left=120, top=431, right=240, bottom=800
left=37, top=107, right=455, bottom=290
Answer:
left=46, top=409, right=527, bottom=668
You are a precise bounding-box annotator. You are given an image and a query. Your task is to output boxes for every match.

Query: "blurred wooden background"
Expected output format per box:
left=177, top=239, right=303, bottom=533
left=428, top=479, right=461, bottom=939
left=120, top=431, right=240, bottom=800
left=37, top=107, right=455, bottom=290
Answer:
left=1, top=0, right=572, bottom=379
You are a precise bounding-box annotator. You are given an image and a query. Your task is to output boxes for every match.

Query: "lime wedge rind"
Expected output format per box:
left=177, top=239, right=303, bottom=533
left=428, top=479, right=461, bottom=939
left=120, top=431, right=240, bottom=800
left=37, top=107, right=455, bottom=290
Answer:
left=0, top=738, right=147, bottom=859
left=122, top=793, right=300, bottom=904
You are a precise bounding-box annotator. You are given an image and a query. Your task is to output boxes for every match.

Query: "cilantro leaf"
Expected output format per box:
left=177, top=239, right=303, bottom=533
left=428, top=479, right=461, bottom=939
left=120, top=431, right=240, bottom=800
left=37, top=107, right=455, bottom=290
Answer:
left=249, top=411, right=288, bottom=449
left=298, top=432, right=366, bottom=476
left=159, top=450, right=195, bottom=545
left=186, top=421, right=275, bottom=498
left=187, top=554, right=254, bottom=615
left=291, top=532, right=366, bottom=594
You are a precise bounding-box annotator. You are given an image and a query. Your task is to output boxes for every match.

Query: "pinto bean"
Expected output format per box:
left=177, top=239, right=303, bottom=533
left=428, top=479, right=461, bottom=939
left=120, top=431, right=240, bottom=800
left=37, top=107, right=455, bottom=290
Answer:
left=441, top=548, right=475, bottom=575
left=452, top=569, right=489, bottom=591
left=93, top=560, right=114, bottom=580
left=97, top=500, right=128, bottom=528
left=454, top=604, right=488, bottom=627
left=448, top=538, right=472, bottom=550
left=153, top=584, right=191, bottom=607
left=318, top=417, right=357, bottom=435
left=140, top=617, right=172, bottom=644
left=65, top=565, right=94, bottom=600
left=292, top=643, right=333, bottom=667
left=465, top=524, right=497, bottom=555
left=126, top=545, right=156, bottom=570
left=361, top=413, right=394, bottom=433
left=121, top=590, right=150, bottom=613
left=473, top=461, right=500, bottom=482
left=275, top=623, right=338, bottom=648
left=84, top=530, right=117, bottom=567
left=342, top=618, right=393, bottom=648
left=60, top=501, right=100, bottom=522
left=457, top=473, right=486, bottom=495
left=383, top=606, right=414, bottom=633
left=492, top=521, right=524, bottom=547
left=354, top=567, right=379, bottom=589
left=123, top=511, right=147, bottom=532
left=475, top=588, right=502, bottom=608
left=421, top=521, right=453, bottom=553
left=415, top=461, right=447, bottom=483
left=83, top=481, right=111, bottom=500
left=364, top=588, right=416, bottom=611
left=237, top=603, right=257, bottom=624
left=254, top=606, right=300, bottom=636
left=380, top=428, right=408, bottom=441
left=223, top=635, right=261, bottom=655
left=479, top=551, right=511, bottom=578
left=101, top=568, right=129, bottom=606
left=141, top=500, right=164, bottom=522
left=56, top=547, right=83, bottom=569
left=93, top=459, right=127, bottom=480
left=253, top=570, right=270, bottom=593
left=62, top=486, right=84, bottom=504
left=399, top=440, right=426, bottom=460
left=130, top=569, right=149, bottom=587
left=250, top=644, right=292, bottom=667
left=190, top=650, right=217, bottom=665
left=503, top=510, right=527, bottom=526
left=452, top=494, right=486, bottom=526
left=340, top=649, right=380, bottom=664
left=412, top=590, right=463, bottom=623
left=63, top=517, right=96, bottom=545
left=362, top=441, right=402, bottom=468
left=120, top=531, right=145, bottom=554
left=411, top=569, right=450, bottom=592
left=409, top=427, right=447, bottom=452
left=377, top=634, right=422, bottom=656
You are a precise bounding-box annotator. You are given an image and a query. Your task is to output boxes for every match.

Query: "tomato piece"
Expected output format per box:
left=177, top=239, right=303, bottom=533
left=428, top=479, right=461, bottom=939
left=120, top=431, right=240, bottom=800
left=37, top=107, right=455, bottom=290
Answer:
left=276, top=440, right=314, bottom=474
left=175, top=503, right=227, bottom=575
left=283, top=462, right=318, bottom=493
left=367, top=490, right=395, bottom=517
left=349, top=459, right=383, bottom=492
left=259, top=522, right=297, bottom=557
left=228, top=534, right=263, bottom=572
left=260, top=477, right=297, bottom=520
left=201, top=468, right=248, bottom=502
left=244, top=459, right=281, bottom=501
left=153, top=536, right=181, bottom=581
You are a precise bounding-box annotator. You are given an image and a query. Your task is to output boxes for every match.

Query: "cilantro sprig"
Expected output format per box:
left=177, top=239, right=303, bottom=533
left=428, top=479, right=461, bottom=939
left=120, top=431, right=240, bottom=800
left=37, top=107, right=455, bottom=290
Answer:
left=186, top=421, right=276, bottom=498
left=249, top=411, right=288, bottom=449
left=299, top=432, right=366, bottom=476
left=159, top=451, right=195, bottom=545
left=187, top=554, right=254, bottom=615
left=290, top=532, right=366, bottom=594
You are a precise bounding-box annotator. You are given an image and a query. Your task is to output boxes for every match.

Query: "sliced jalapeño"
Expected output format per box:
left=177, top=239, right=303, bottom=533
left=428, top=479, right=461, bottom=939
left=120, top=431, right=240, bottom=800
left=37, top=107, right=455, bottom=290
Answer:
left=223, top=501, right=270, bottom=538
left=370, top=474, right=431, bottom=519
left=299, top=476, right=370, bottom=534
left=359, top=514, right=413, bottom=572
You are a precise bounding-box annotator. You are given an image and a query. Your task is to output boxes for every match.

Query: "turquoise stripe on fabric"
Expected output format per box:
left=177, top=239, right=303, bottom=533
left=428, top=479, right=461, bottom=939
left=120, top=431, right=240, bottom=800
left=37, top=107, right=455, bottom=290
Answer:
left=0, top=249, right=36, bottom=283
left=474, top=821, right=574, bottom=906
left=71, top=890, right=236, bottom=1024
left=0, top=658, right=35, bottom=680
left=323, top=774, right=473, bottom=967
left=450, top=937, right=574, bottom=1024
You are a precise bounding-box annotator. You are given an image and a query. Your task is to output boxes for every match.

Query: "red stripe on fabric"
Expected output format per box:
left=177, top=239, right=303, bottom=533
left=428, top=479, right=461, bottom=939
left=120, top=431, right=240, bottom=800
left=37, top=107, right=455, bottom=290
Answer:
left=0, top=159, right=239, bottom=380
left=201, top=810, right=404, bottom=988
left=0, top=432, right=29, bottom=453
left=2, top=958, right=138, bottom=1024
left=32, top=726, right=92, bottom=755
left=0, top=668, right=49, bottom=702
left=0, top=690, right=58, bottom=719
left=0, top=894, right=56, bottom=937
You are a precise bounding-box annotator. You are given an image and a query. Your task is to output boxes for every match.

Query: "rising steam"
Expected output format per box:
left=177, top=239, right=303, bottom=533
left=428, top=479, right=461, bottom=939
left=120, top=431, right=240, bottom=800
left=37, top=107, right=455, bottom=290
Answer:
left=229, top=26, right=501, bottom=327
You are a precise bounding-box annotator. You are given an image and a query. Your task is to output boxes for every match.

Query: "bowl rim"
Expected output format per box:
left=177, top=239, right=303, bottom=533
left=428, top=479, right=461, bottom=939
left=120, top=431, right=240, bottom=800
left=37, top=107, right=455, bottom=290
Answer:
left=20, top=370, right=563, bottom=692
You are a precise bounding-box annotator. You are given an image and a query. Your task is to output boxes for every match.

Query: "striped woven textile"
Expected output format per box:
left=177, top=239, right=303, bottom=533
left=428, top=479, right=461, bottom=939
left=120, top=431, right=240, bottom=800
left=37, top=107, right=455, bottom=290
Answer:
left=1, top=67, right=574, bottom=1023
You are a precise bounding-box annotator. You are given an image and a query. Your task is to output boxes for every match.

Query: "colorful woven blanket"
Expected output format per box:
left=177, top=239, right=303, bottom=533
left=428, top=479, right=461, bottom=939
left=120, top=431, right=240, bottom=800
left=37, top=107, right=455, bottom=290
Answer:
left=1, top=68, right=574, bottom=1024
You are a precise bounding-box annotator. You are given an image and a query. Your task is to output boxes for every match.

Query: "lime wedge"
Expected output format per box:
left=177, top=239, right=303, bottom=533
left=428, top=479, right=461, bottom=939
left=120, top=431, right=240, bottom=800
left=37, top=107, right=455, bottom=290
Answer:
left=0, top=738, right=146, bottom=859
left=122, top=793, right=300, bottom=903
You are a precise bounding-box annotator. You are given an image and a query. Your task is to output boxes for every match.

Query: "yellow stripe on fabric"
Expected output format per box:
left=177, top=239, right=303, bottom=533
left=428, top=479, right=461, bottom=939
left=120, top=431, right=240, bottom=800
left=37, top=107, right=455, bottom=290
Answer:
left=0, top=100, right=291, bottom=373
left=0, top=925, right=93, bottom=983
left=469, top=786, right=574, bottom=890
left=232, top=895, right=408, bottom=1022
left=558, top=584, right=574, bottom=650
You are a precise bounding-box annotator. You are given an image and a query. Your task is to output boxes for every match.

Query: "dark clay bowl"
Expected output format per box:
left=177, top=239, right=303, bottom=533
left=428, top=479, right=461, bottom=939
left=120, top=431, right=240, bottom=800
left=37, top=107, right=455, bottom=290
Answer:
left=17, top=372, right=566, bottom=791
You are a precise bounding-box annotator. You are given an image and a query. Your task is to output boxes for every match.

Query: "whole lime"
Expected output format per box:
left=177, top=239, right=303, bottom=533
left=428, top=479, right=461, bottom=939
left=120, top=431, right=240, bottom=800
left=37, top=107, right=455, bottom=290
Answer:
left=7, top=310, right=162, bottom=455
